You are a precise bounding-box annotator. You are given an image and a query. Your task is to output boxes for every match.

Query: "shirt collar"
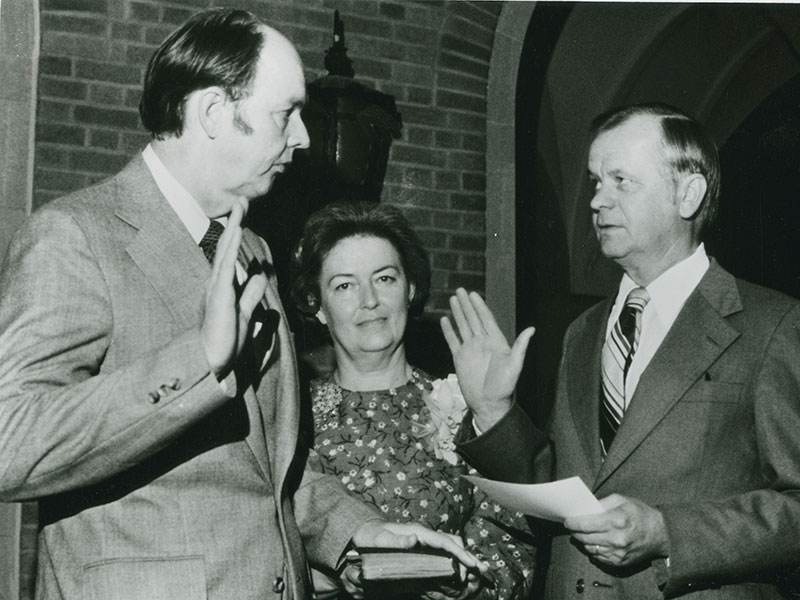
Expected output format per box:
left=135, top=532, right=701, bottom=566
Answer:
left=615, top=243, right=710, bottom=325
left=142, top=144, right=219, bottom=244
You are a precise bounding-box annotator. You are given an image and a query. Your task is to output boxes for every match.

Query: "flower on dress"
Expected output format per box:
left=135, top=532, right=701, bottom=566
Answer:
left=411, top=374, right=467, bottom=465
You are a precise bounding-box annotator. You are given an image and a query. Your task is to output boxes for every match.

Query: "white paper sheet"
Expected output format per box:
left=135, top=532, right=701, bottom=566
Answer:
left=463, top=475, right=604, bottom=522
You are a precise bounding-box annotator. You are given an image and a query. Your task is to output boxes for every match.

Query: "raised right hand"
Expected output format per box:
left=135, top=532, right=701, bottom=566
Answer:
left=440, top=288, right=534, bottom=432
left=201, top=203, right=267, bottom=377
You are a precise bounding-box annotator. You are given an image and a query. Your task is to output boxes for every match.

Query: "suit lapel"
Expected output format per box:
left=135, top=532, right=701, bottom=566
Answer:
left=239, top=230, right=300, bottom=494
left=115, top=158, right=273, bottom=481
left=567, top=302, right=610, bottom=479
left=594, top=262, right=742, bottom=488
left=115, top=158, right=210, bottom=333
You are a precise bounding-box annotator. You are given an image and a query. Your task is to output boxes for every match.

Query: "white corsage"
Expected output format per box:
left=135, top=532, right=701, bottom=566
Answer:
left=412, top=374, right=468, bottom=465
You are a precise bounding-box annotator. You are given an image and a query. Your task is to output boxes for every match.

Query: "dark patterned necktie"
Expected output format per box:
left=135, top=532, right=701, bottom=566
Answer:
left=600, top=286, right=650, bottom=455
left=199, top=220, right=225, bottom=264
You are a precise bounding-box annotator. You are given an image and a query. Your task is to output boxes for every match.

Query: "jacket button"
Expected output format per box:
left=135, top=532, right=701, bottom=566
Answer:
left=148, top=390, right=160, bottom=404
left=576, top=578, right=585, bottom=594
left=272, top=577, right=285, bottom=593
left=169, top=378, right=181, bottom=390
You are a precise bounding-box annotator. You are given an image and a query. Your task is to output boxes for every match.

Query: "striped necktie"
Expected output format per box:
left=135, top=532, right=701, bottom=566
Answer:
left=199, top=220, right=225, bottom=264
left=600, top=286, right=650, bottom=455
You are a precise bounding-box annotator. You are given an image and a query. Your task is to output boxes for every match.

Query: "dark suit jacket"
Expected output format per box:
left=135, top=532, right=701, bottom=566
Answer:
left=0, top=157, right=377, bottom=600
left=459, top=261, right=800, bottom=599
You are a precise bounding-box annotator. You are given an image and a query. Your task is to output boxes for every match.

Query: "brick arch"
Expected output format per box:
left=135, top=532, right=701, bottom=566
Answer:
left=485, top=2, right=535, bottom=338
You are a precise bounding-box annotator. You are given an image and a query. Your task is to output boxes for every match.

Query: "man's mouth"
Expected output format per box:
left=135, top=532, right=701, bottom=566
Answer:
left=357, top=317, right=386, bottom=326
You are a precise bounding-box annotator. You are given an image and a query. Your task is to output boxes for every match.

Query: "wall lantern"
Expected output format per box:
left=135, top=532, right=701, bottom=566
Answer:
left=299, top=10, right=403, bottom=206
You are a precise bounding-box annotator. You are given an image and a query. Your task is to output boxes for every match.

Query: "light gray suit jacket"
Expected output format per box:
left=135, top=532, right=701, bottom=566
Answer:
left=460, top=261, right=800, bottom=599
left=0, top=157, right=377, bottom=600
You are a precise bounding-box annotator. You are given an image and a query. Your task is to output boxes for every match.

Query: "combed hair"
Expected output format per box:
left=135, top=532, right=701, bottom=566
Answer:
left=589, top=103, right=721, bottom=228
left=139, top=8, right=265, bottom=139
left=290, top=202, right=431, bottom=317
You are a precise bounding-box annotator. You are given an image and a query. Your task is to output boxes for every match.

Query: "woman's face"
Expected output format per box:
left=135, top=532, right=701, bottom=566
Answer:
left=316, top=235, right=415, bottom=359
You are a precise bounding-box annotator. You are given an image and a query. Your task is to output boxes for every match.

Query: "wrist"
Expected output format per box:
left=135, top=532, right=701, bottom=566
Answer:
left=471, top=397, right=512, bottom=433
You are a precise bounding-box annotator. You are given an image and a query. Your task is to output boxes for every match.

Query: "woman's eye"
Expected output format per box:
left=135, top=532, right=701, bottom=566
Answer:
left=335, top=282, right=350, bottom=291
left=377, top=275, right=396, bottom=284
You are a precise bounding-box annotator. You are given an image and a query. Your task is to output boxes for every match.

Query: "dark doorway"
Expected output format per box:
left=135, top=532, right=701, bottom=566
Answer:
left=708, top=70, right=800, bottom=300
left=515, top=1, right=598, bottom=431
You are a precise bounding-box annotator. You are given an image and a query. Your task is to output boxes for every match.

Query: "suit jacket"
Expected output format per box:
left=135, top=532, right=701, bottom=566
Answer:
left=0, top=157, right=377, bottom=600
left=459, top=261, right=800, bottom=599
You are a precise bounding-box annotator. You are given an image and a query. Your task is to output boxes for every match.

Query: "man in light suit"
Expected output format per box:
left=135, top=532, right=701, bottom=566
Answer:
left=0, top=9, right=480, bottom=600
left=443, top=104, right=800, bottom=598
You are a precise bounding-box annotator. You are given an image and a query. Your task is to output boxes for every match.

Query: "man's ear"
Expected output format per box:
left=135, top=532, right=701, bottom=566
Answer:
left=408, top=282, right=416, bottom=306
left=315, top=308, right=328, bottom=326
left=195, top=87, right=228, bottom=139
left=678, top=173, right=708, bottom=220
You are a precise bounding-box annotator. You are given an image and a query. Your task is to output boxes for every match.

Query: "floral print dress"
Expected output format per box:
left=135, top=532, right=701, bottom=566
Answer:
left=309, top=369, right=535, bottom=600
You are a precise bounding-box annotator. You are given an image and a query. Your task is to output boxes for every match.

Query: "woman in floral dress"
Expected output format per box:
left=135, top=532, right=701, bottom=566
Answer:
left=291, top=202, right=535, bottom=600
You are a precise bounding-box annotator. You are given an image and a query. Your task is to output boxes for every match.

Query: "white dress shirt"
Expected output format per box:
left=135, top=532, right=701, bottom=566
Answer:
left=607, top=244, right=710, bottom=406
left=142, top=144, right=220, bottom=244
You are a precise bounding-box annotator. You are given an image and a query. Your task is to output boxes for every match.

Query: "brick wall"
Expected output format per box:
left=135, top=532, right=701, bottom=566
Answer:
left=34, top=0, right=500, bottom=311
left=23, top=2, right=501, bottom=597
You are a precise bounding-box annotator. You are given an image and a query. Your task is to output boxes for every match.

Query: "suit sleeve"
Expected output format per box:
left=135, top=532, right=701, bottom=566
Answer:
left=456, top=404, right=550, bottom=484
left=659, top=303, right=800, bottom=595
left=0, top=207, right=233, bottom=500
left=292, top=448, right=380, bottom=570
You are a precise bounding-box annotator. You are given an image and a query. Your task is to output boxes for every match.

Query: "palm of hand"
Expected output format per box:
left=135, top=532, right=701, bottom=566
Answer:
left=453, top=334, right=516, bottom=407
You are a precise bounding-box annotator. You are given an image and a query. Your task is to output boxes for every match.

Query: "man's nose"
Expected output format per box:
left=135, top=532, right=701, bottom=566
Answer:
left=590, top=184, right=612, bottom=211
left=290, top=113, right=310, bottom=150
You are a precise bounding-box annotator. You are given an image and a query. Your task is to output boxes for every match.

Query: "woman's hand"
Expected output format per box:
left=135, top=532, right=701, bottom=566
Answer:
left=350, top=519, right=485, bottom=573
left=440, top=288, right=535, bottom=433
left=339, top=563, right=364, bottom=599
left=424, top=571, right=483, bottom=600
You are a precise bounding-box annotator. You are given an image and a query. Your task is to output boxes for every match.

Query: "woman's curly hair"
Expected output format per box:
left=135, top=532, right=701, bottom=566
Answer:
left=290, top=202, right=431, bottom=318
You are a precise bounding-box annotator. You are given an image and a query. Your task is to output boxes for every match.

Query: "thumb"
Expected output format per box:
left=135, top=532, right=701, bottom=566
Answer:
left=509, top=326, right=535, bottom=371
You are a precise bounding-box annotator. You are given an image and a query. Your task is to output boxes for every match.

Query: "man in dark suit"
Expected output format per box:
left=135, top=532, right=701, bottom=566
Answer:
left=443, top=103, right=800, bottom=598
left=0, top=9, right=479, bottom=600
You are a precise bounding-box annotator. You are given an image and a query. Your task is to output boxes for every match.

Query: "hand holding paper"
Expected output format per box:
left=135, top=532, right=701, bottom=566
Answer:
left=463, top=475, right=603, bottom=522
left=564, top=493, right=669, bottom=567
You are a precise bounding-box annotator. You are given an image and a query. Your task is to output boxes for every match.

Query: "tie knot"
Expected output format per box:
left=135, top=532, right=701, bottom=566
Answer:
left=199, top=220, right=225, bottom=264
left=624, top=287, right=650, bottom=314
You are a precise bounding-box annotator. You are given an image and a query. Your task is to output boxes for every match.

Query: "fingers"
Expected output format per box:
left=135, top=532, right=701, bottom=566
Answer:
left=408, top=525, right=482, bottom=571
left=440, top=316, right=461, bottom=353
left=211, top=205, right=244, bottom=278
left=564, top=512, right=609, bottom=534
left=238, top=273, right=267, bottom=320
left=340, top=564, right=363, bottom=599
left=447, top=288, right=508, bottom=343
left=449, top=291, right=472, bottom=341
left=456, top=288, right=487, bottom=337
left=468, top=290, right=503, bottom=337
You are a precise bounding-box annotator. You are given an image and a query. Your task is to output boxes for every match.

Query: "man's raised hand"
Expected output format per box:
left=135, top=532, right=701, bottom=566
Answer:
left=440, top=288, right=534, bottom=432
left=202, top=204, right=267, bottom=377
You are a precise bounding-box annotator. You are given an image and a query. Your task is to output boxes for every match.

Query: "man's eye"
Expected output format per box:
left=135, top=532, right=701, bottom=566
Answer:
left=276, top=109, right=292, bottom=126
